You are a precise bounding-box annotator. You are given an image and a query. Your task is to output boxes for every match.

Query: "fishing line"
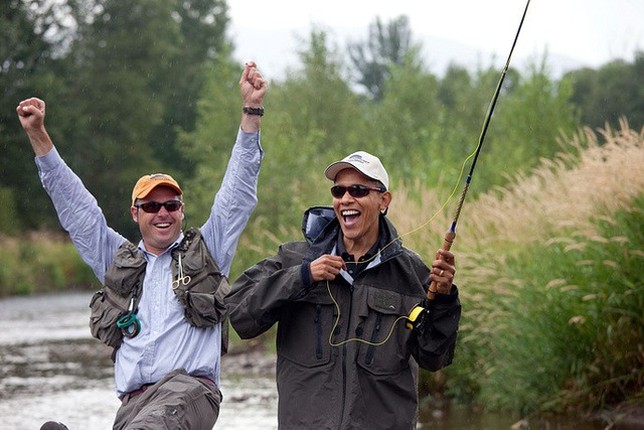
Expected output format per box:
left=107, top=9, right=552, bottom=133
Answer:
left=325, top=0, right=532, bottom=348
left=326, top=280, right=410, bottom=347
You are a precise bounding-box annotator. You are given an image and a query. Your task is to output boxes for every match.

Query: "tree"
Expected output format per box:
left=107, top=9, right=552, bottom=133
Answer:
left=482, top=56, right=579, bottom=190
left=348, top=15, right=418, bottom=101
left=367, top=55, right=442, bottom=184
left=0, top=0, right=69, bottom=231
left=258, top=29, right=366, bottom=229
left=563, top=51, right=643, bottom=130
left=54, top=0, right=187, bottom=238
left=148, top=0, right=231, bottom=171
left=178, top=54, right=242, bottom=227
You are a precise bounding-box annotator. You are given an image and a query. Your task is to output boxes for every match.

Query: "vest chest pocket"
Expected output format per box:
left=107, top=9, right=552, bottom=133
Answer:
left=89, top=289, right=130, bottom=348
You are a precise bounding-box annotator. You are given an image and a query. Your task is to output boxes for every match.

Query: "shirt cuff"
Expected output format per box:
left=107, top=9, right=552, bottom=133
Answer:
left=237, top=127, right=262, bottom=151
left=34, top=145, right=63, bottom=172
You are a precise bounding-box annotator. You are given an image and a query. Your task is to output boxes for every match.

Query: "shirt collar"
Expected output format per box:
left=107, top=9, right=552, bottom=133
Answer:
left=137, top=232, right=184, bottom=257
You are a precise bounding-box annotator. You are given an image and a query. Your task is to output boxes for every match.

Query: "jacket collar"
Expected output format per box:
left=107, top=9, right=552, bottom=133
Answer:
left=305, top=212, right=402, bottom=264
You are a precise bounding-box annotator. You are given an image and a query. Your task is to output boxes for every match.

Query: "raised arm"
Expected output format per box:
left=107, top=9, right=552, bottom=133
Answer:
left=200, top=62, right=268, bottom=275
left=16, top=97, right=53, bottom=156
left=16, top=97, right=125, bottom=282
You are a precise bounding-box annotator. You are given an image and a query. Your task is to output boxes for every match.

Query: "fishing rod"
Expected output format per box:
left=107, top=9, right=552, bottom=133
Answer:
left=426, top=0, right=532, bottom=300
left=323, top=0, right=534, bottom=336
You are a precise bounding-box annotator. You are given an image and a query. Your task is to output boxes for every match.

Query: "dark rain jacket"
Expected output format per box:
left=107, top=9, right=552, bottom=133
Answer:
left=226, top=208, right=461, bottom=430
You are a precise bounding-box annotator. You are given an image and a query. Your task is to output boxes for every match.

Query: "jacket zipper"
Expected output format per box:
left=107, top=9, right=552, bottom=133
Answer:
left=365, top=313, right=383, bottom=365
left=315, top=304, right=322, bottom=359
left=339, top=283, right=354, bottom=429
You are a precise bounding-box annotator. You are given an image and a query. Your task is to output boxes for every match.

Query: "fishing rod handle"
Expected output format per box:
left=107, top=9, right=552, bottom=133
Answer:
left=427, top=230, right=456, bottom=300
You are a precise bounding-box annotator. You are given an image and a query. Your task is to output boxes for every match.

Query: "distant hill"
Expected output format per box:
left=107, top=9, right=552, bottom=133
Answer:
left=230, top=25, right=589, bottom=81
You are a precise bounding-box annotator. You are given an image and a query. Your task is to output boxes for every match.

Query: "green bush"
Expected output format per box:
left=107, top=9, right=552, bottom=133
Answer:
left=0, top=234, right=99, bottom=297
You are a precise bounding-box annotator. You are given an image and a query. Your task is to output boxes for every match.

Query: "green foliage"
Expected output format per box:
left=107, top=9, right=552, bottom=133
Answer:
left=476, top=197, right=643, bottom=414
left=277, top=28, right=366, bottom=157
left=426, top=126, right=644, bottom=415
left=563, top=51, right=644, bottom=130
left=149, top=0, right=231, bottom=172
left=179, top=55, right=243, bottom=226
left=0, top=234, right=99, bottom=297
left=0, top=187, right=21, bottom=233
left=245, top=29, right=367, bottom=238
left=0, top=0, right=67, bottom=230
left=482, top=56, right=579, bottom=190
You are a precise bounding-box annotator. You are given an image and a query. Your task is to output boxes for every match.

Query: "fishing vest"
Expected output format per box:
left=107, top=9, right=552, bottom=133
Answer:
left=89, top=227, right=230, bottom=354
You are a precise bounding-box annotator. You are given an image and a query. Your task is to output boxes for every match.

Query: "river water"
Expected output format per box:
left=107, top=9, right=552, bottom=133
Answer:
left=0, top=292, right=608, bottom=429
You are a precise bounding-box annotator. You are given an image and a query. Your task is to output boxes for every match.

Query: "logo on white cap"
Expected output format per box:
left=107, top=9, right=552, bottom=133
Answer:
left=324, top=151, right=389, bottom=190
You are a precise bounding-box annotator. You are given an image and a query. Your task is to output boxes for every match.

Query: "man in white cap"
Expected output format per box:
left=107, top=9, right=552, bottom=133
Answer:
left=17, top=62, right=268, bottom=430
left=226, top=150, right=461, bottom=429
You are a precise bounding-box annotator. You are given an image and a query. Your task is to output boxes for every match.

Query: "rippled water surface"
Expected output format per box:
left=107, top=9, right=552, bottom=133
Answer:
left=0, top=292, right=278, bottom=429
left=0, top=292, right=609, bottom=429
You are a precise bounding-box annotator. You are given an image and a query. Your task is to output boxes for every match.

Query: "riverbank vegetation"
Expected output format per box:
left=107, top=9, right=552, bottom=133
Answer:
left=392, top=123, right=643, bottom=418
left=2, top=1, right=642, bottom=422
left=3, top=123, right=641, bottom=420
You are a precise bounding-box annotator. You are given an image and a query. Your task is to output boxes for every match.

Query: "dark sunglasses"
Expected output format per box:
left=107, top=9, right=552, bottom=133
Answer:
left=135, top=200, right=183, bottom=213
left=330, top=184, right=386, bottom=199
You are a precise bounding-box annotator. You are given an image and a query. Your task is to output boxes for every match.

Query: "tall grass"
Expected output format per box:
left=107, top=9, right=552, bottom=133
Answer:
left=390, top=121, right=643, bottom=413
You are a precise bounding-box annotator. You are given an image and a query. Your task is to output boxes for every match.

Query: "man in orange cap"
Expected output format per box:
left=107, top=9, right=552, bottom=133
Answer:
left=17, top=61, right=268, bottom=430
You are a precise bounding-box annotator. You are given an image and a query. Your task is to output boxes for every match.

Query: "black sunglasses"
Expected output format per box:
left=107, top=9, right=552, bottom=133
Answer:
left=135, top=200, right=183, bottom=213
left=330, top=184, right=386, bottom=199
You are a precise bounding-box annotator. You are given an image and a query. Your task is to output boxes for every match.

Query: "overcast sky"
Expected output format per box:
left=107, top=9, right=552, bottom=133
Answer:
left=227, top=0, right=643, bottom=79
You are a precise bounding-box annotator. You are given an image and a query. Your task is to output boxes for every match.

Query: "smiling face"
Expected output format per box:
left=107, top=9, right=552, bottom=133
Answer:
left=130, top=186, right=184, bottom=255
left=332, top=168, right=391, bottom=257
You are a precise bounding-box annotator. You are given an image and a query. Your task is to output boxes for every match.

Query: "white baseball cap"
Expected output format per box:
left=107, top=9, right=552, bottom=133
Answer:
left=324, top=151, right=389, bottom=190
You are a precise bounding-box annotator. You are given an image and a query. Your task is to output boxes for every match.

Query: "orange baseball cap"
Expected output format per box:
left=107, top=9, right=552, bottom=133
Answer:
left=131, top=173, right=183, bottom=205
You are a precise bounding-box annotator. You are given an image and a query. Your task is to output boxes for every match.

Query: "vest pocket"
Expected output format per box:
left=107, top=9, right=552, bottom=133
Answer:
left=181, top=290, right=224, bottom=327
left=89, top=289, right=128, bottom=348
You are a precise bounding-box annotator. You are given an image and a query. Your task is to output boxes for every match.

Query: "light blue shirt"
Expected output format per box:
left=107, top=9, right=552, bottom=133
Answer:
left=36, top=128, right=263, bottom=397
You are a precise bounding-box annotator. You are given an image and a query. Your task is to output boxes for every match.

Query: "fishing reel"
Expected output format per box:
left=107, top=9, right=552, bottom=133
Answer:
left=405, top=303, right=430, bottom=332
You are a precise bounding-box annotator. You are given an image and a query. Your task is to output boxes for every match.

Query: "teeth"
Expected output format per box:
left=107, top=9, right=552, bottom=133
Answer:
left=156, top=223, right=170, bottom=228
left=342, top=210, right=359, bottom=217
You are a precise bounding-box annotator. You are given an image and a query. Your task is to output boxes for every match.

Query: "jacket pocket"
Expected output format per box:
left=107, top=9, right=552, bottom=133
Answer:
left=356, top=287, right=412, bottom=376
left=277, top=287, right=335, bottom=368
